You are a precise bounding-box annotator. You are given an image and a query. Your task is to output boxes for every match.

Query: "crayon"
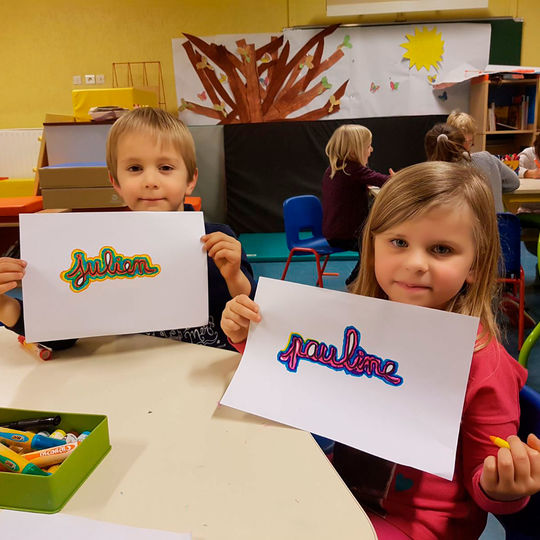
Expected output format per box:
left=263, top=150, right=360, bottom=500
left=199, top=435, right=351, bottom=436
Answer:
left=489, top=435, right=511, bottom=449
left=23, top=442, right=79, bottom=468
left=0, top=442, right=49, bottom=476
left=17, top=335, right=52, bottom=361
left=50, top=429, right=67, bottom=440
left=0, top=427, right=65, bottom=452
left=0, top=415, right=61, bottom=431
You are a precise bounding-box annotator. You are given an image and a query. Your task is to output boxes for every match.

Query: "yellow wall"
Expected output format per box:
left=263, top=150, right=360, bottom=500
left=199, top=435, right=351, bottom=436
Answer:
left=2, top=0, right=539, bottom=128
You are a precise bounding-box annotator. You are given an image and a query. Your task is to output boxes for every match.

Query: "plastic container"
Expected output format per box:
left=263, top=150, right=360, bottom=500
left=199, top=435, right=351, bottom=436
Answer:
left=0, top=407, right=111, bottom=513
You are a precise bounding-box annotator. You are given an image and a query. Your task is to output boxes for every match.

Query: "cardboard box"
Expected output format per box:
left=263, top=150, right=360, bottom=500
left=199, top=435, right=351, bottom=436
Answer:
left=39, top=163, right=111, bottom=189
left=0, top=407, right=111, bottom=513
left=72, top=87, right=158, bottom=121
left=42, top=187, right=125, bottom=209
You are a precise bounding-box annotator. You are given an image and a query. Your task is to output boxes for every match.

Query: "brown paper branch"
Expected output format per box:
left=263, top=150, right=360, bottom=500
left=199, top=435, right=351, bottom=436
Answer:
left=289, top=81, right=349, bottom=121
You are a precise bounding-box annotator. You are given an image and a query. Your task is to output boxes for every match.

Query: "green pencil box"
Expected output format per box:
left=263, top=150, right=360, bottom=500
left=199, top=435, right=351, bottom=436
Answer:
left=0, top=407, right=111, bottom=513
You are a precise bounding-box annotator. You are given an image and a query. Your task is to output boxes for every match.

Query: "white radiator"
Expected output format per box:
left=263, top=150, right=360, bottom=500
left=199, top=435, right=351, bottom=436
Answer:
left=0, top=128, right=42, bottom=178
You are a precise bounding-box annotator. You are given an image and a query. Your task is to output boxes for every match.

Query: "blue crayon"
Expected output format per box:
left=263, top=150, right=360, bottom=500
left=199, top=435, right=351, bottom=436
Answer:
left=0, top=427, right=65, bottom=451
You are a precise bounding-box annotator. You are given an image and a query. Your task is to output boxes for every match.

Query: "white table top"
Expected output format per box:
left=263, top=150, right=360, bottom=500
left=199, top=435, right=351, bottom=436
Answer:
left=514, top=177, right=540, bottom=193
left=0, top=329, right=376, bottom=540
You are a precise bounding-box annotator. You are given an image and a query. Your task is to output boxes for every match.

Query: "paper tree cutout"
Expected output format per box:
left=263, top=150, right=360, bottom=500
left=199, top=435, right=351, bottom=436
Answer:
left=179, top=25, right=349, bottom=123
left=401, top=27, right=444, bottom=72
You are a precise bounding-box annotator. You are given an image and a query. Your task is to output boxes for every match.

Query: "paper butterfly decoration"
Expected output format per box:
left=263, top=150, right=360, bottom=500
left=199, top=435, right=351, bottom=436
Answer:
left=427, top=74, right=437, bottom=83
left=260, top=53, right=271, bottom=63
left=219, top=73, right=227, bottom=83
left=390, top=80, right=399, bottom=91
left=197, top=91, right=207, bottom=101
left=321, top=77, right=332, bottom=90
left=438, top=91, right=448, bottom=101
left=178, top=98, right=193, bottom=112
left=370, top=82, right=380, bottom=93
left=259, top=76, right=270, bottom=87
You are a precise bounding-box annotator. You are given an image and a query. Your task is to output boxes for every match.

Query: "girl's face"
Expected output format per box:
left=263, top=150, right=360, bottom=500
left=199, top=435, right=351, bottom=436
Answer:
left=362, top=142, right=373, bottom=165
left=373, top=204, right=476, bottom=310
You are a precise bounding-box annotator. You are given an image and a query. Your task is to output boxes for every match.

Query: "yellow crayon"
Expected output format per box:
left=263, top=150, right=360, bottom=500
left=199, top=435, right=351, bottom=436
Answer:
left=489, top=436, right=511, bottom=449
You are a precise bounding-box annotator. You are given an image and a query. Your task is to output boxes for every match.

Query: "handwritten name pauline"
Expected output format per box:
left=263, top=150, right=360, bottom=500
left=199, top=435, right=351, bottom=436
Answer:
left=277, top=326, right=403, bottom=386
left=60, top=247, right=161, bottom=292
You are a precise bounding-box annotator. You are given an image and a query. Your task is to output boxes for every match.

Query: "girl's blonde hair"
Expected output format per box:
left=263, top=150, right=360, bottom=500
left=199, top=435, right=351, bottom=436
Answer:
left=106, top=107, right=197, bottom=184
left=425, top=123, right=470, bottom=163
left=447, top=110, right=477, bottom=137
left=351, top=161, right=500, bottom=349
left=325, top=124, right=372, bottom=178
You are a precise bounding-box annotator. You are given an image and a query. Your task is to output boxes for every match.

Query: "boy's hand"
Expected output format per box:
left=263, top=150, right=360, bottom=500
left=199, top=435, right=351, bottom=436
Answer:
left=480, top=434, right=540, bottom=501
left=0, top=258, right=26, bottom=295
left=202, top=232, right=251, bottom=297
left=221, top=294, right=261, bottom=344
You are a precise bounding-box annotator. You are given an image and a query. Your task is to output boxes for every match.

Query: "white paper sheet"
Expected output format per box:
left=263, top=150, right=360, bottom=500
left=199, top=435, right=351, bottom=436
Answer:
left=0, top=511, right=191, bottom=540
left=19, top=212, right=208, bottom=343
left=221, top=277, right=479, bottom=480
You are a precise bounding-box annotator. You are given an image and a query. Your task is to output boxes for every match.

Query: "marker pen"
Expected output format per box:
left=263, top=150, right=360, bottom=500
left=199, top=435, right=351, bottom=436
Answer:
left=17, top=335, right=53, bottom=361
left=23, top=442, right=79, bottom=468
left=0, top=427, right=65, bottom=451
left=0, top=442, right=49, bottom=476
left=0, top=415, right=61, bottom=431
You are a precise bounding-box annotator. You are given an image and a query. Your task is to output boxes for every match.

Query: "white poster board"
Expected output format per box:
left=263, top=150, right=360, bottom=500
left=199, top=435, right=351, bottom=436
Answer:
left=222, top=278, right=479, bottom=480
left=20, top=212, right=208, bottom=343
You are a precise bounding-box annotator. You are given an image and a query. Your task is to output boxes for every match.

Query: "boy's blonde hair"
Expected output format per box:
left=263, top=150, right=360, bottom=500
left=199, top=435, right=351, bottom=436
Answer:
left=106, top=107, right=197, bottom=184
left=425, top=123, right=470, bottom=163
left=325, top=124, right=372, bottom=178
left=352, top=161, right=500, bottom=348
left=447, top=110, right=477, bottom=137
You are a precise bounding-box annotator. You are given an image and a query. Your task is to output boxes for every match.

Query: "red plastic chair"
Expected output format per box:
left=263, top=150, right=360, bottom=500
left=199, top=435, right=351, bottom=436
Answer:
left=280, top=195, right=344, bottom=288
left=497, top=213, right=526, bottom=350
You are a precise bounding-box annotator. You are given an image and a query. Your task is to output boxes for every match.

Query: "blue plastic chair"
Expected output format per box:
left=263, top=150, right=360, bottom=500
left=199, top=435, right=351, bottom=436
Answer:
left=280, top=195, right=344, bottom=288
left=494, top=385, right=540, bottom=539
left=498, top=212, right=526, bottom=350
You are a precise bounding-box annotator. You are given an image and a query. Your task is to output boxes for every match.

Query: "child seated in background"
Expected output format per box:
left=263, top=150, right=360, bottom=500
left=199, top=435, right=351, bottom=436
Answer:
left=425, top=121, right=519, bottom=213
left=221, top=161, right=540, bottom=539
left=518, top=134, right=540, bottom=179
left=0, top=107, right=255, bottom=351
left=322, top=124, right=392, bottom=284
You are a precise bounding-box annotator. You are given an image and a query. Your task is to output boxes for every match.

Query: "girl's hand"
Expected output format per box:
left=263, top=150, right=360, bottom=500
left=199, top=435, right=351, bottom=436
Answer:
left=480, top=434, right=540, bottom=501
left=0, top=258, right=26, bottom=295
left=221, top=294, right=261, bottom=344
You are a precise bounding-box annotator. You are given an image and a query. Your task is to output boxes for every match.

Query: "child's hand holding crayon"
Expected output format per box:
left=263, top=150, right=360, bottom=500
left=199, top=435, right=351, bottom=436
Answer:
left=202, top=232, right=252, bottom=297
left=221, top=294, right=261, bottom=344
left=480, top=433, right=540, bottom=501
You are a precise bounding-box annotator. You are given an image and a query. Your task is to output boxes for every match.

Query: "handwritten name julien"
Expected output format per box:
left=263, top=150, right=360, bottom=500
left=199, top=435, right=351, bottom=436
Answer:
left=277, top=326, right=403, bottom=386
left=60, top=247, right=161, bottom=292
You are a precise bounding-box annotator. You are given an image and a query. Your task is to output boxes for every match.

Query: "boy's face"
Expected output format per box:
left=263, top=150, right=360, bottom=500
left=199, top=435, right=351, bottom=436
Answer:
left=112, top=130, right=197, bottom=212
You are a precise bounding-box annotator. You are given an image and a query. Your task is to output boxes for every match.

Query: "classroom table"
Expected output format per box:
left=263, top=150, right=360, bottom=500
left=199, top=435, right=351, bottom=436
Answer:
left=0, top=329, right=376, bottom=540
left=503, top=177, right=540, bottom=213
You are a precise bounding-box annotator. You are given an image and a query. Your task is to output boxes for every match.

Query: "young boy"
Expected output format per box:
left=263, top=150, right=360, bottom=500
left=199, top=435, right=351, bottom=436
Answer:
left=0, top=107, right=255, bottom=351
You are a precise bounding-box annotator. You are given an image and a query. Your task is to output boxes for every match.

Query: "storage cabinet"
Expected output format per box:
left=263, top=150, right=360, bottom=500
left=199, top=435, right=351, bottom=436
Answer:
left=469, top=74, right=540, bottom=155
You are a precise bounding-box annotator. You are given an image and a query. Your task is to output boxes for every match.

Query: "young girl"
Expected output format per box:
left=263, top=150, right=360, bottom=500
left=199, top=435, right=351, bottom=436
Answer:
left=425, top=122, right=519, bottom=213
left=221, top=161, right=540, bottom=539
left=322, top=125, right=392, bottom=283
left=518, top=133, right=540, bottom=179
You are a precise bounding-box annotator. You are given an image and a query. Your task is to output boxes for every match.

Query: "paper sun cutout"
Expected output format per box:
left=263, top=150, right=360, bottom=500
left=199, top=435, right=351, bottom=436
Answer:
left=401, top=27, right=444, bottom=72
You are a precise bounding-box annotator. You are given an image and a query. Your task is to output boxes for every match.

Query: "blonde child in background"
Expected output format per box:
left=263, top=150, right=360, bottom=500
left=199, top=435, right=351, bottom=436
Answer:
left=425, top=121, right=519, bottom=213
left=0, top=107, right=255, bottom=351
left=322, top=124, right=392, bottom=284
left=221, top=161, right=540, bottom=539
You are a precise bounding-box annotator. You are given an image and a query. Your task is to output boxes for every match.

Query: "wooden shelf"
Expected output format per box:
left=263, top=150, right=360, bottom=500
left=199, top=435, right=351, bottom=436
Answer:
left=485, top=129, right=535, bottom=135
